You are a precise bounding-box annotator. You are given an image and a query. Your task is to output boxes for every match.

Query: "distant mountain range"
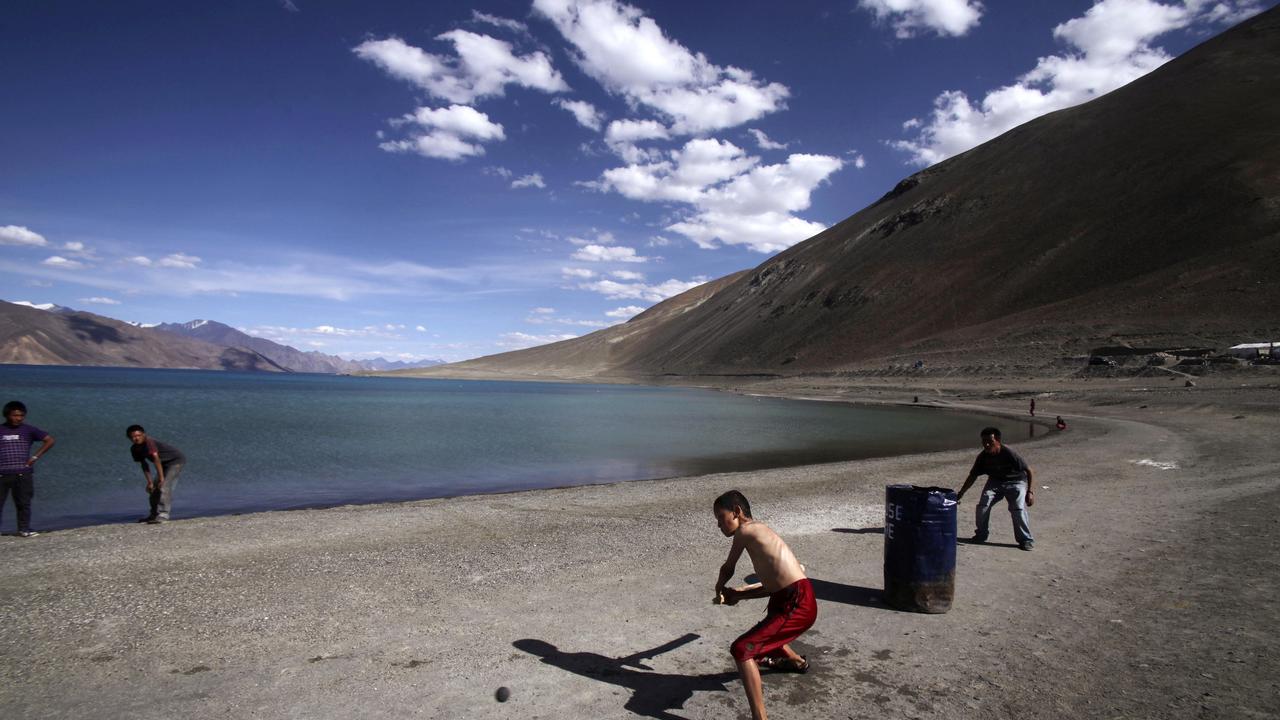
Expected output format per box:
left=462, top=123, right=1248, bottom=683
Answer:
left=0, top=303, right=444, bottom=373
left=400, top=8, right=1280, bottom=382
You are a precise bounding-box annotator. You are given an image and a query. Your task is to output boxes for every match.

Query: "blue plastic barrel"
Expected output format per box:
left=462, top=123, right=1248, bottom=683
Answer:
left=884, top=484, right=957, bottom=613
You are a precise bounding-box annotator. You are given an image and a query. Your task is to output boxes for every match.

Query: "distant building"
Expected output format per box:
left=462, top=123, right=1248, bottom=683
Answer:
left=1227, top=342, right=1278, bottom=360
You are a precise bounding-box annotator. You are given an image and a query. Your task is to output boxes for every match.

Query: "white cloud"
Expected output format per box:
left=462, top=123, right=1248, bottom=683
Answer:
left=380, top=104, right=506, bottom=160
left=81, top=296, right=121, bottom=305
left=486, top=165, right=514, bottom=178
left=471, top=10, right=529, bottom=34
left=416, top=325, right=428, bottom=332
left=580, top=276, right=707, bottom=302
left=63, top=241, right=85, bottom=252
left=892, top=0, right=1260, bottom=165
left=594, top=143, right=843, bottom=252
left=499, top=331, right=579, bottom=349
left=605, top=305, right=646, bottom=319
left=555, top=98, right=605, bottom=131
left=604, top=118, right=670, bottom=162
left=127, top=256, right=153, bottom=267
left=157, top=253, right=201, bottom=269
left=41, top=255, right=85, bottom=269
left=571, top=244, right=648, bottom=262
left=854, top=154, right=867, bottom=169
left=534, top=0, right=789, bottom=134
left=512, top=172, right=547, bottom=189
left=858, top=0, right=984, bottom=38
left=748, top=128, right=788, bottom=150
left=648, top=235, right=673, bottom=247
left=561, top=266, right=597, bottom=278
left=525, top=307, right=610, bottom=328
left=610, top=269, right=645, bottom=280
left=0, top=225, right=48, bottom=247
left=353, top=32, right=566, bottom=105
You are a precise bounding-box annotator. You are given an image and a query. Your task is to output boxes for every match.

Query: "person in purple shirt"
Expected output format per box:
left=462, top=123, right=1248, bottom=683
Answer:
left=1, top=400, right=56, bottom=537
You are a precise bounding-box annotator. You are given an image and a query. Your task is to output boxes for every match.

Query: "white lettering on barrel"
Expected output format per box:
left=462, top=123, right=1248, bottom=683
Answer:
left=886, top=503, right=903, bottom=521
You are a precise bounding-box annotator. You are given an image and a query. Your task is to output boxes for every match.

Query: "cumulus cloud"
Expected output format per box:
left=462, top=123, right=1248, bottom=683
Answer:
left=81, top=296, right=121, bottom=305
left=561, top=267, right=597, bottom=278
left=512, top=172, right=547, bottom=189
left=610, top=269, right=645, bottom=280
left=499, top=331, right=579, bottom=349
left=534, top=0, right=789, bottom=134
left=571, top=244, right=648, bottom=262
left=605, top=305, right=646, bottom=319
left=892, top=0, right=1260, bottom=165
left=748, top=128, right=788, bottom=150
left=593, top=140, right=843, bottom=252
left=354, top=32, right=566, bottom=105
left=579, top=276, right=707, bottom=302
left=127, top=256, right=154, bottom=267
left=157, top=253, right=201, bottom=269
left=41, top=255, right=85, bottom=269
left=471, top=10, right=529, bottom=34
left=858, top=0, right=984, bottom=38
left=0, top=225, right=48, bottom=247
left=555, top=98, right=605, bottom=131
left=380, top=104, right=506, bottom=160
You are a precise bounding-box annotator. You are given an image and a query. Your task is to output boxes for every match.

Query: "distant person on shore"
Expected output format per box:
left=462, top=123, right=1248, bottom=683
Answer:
left=956, top=427, right=1035, bottom=551
left=1056, top=416, right=1067, bottom=430
left=1029, top=398, right=1036, bottom=416
left=127, top=425, right=185, bottom=524
left=1, top=400, right=56, bottom=537
left=713, top=490, right=816, bottom=720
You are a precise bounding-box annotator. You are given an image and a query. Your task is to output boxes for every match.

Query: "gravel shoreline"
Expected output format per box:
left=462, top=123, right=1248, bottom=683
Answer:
left=2, top=375, right=1277, bottom=719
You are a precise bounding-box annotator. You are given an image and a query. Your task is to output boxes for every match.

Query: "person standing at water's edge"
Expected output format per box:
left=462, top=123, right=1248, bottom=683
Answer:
left=714, top=490, right=817, bottom=720
left=1, top=401, right=55, bottom=537
left=127, top=425, right=185, bottom=524
left=956, top=427, right=1036, bottom=550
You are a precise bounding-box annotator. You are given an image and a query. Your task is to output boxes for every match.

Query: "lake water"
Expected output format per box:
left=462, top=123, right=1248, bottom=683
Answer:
left=0, top=365, right=1007, bottom=531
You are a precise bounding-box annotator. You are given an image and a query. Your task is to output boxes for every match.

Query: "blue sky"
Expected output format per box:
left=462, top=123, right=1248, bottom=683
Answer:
left=2, top=0, right=1270, bottom=362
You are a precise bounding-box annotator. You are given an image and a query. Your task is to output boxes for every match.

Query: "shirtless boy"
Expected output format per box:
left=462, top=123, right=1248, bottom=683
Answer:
left=713, top=490, right=817, bottom=720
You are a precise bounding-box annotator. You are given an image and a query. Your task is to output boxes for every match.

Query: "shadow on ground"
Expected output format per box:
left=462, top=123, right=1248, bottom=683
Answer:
left=514, top=633, right=737, bottom=720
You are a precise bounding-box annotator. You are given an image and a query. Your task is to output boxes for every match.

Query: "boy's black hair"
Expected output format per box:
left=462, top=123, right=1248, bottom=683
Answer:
left=126, top=424, right=146, bottom=438
left=3, top=400, right=27, bottom=416
left=981, top=426, right=1002, bottom=440
left=713, top=489, right=752, bottom=517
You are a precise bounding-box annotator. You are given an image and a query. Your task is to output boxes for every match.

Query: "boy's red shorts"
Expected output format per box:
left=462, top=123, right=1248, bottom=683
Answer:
left=730, top=578, right=817, bottom=662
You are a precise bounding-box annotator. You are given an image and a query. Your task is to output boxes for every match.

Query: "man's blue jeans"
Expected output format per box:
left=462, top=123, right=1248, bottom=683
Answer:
left=975, top=480, right=1033, bottom=544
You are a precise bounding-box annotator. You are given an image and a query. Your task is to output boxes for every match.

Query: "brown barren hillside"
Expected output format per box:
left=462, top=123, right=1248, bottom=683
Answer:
left=407, top=8, right=1280, bottom=382
left=0, top=301, right=286, bottom=372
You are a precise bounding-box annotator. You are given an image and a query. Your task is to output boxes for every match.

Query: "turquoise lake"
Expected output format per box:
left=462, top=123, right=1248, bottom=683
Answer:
left=0, top=365, right=1010, bottom=531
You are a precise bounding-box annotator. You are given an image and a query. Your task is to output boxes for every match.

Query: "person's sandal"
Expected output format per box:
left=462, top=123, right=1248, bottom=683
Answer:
left=758, top=656, right=808, bottom=673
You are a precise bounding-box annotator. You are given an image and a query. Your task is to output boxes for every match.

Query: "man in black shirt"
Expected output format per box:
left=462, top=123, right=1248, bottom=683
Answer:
left=957, top=427, right=1035, bottom=550
left=126, top=424, right=186, bottom=524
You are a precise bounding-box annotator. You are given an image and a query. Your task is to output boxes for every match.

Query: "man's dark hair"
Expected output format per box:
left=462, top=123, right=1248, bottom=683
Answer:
left=3, top=400, right=27, bottom=416
left=714, top=490, right=752, bottom=517
left=125, top=424, right=145, bottom=437
left=981, top=426, right=1002, bottom=440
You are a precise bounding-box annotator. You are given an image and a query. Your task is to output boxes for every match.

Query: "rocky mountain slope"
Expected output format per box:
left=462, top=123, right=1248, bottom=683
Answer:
left=407, top=8, right=1280, bottom=382
left=154, top=320, right=366, bottom=374
left=0, top=301, right=286, bottom=372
